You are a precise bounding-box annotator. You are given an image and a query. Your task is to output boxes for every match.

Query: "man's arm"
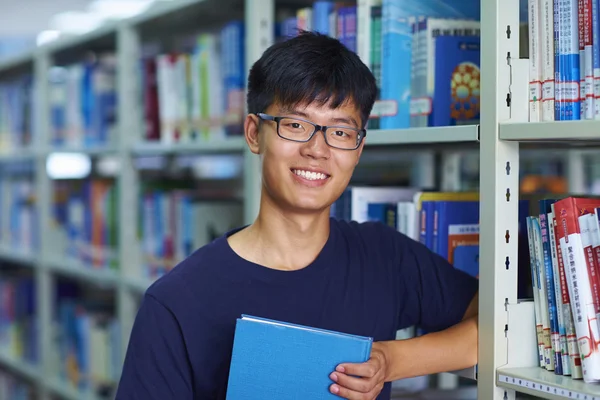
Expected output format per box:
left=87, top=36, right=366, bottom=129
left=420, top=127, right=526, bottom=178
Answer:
left=380, top=290, right=478, bottom=382
left=329, top=291, right=478, bottom=399
left=115, top=294, right=194, bottom=399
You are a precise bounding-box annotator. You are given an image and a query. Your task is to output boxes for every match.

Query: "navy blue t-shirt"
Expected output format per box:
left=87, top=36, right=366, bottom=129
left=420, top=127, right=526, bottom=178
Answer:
left=115, top=218, right=478, bottom=400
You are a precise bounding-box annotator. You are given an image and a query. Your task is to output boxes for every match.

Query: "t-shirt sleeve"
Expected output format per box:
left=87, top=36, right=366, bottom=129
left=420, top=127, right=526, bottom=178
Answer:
left=115, top=294, right=193, bottom=400
left=395, top=231, right=479, bottom=333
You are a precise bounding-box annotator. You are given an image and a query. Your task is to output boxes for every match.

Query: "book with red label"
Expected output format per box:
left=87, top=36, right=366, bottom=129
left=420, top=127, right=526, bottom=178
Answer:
left=553, top=197, right=600, bottom=382
left=550, top=205, right=583, bottom=378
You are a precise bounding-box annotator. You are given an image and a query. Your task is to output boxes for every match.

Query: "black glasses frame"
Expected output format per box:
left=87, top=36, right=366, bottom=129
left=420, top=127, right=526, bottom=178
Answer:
left=256, top=112, right=367, bottom=150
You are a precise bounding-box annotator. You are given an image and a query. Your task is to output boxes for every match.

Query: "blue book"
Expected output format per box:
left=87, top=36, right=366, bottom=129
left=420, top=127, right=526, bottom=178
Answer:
left=431, top=35, right=480, bottom=127
left=226, top=315, right=373, bottom=399
left=313, top=1, right=334, bottom=35
left=379, top=0, right=480, bottom=129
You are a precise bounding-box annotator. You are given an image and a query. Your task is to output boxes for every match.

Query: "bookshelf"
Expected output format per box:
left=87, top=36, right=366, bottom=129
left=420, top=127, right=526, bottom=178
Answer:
left=0, top=0, right=596, bottom=399
left=365, top=125, right=480, bottom=146
left=499, top=121, right=600, bottom=143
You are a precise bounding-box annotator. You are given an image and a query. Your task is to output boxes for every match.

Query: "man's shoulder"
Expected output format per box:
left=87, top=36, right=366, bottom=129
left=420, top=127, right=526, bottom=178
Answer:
left=144, top=234, right=233, bottom=308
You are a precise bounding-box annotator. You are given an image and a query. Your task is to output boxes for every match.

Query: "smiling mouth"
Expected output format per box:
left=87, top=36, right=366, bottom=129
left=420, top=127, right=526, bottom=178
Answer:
left=291, top=168, right=330, bottom=181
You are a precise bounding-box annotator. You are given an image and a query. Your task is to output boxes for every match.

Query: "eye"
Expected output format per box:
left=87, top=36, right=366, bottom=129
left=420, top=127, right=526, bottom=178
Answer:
left=333, top=130, right=348, bottom=137
left=283, top=122, right=303, bottom=129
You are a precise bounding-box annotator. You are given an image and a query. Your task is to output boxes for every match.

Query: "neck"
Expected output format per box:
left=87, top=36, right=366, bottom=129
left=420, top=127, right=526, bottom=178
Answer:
left=229, top=190, right=331, bottom=271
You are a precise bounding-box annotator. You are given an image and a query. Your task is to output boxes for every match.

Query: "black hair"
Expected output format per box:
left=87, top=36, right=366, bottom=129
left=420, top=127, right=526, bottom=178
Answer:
left=247, top=31, right=377, bottom=128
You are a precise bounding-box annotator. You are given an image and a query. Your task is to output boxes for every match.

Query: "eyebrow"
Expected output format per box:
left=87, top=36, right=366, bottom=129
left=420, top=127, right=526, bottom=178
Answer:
left=280, top=108, right=359, bottom=128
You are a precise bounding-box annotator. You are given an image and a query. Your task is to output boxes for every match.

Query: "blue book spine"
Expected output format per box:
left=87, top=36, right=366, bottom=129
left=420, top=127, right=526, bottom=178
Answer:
left=539, top=200, right=563, bottom=375
left=313, top=1, right=334, bottom=35
left=380, top=0, right=411, bottom=129
left=420, top=201, right=435, bottom=250
left=367, top=202, right=397, bottom=228
left=345, top=6, right=357, bottom=52
left=435, top=201, right=480, bottom=261
left=555, top=0, right=562, bottom=119
left=562, top=0, right=581, bottom=119
left=593, top=0, right=600, bottom=117
left=283, top=17, right=298, bottom=38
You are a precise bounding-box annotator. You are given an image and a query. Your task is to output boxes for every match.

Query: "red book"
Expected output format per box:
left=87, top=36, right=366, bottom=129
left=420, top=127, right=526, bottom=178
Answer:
left=554, top=197, right=600, bottom=382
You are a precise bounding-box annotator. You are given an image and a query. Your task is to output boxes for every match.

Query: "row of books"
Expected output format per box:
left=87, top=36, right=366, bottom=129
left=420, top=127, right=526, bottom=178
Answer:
left=0, top=76, right=34, bottom=154
left=331, top=186, right=534, bottom=296
left=139, top=186, right=243, bottom=280
left=0, top=370, right=34, bottom=400
left=528, top=0, right=600, bottom=121
left=281, top=0, right=481, bottom=129
left=526, top=196, right=600, bottom=384
left=52, top=179, right=119, bottom=271
left=49, top=53, right=117, bottom=149
left=140, top=21, right=245, bottom=144
left=52, top=292, right=121, bottom=393
left=0, top=276, right=37, bottom=367
left=332, top=187, right=481, bottom=275
left=0, top=176, right=38, bottom=256
left=278, top=2, right=358, bottom=52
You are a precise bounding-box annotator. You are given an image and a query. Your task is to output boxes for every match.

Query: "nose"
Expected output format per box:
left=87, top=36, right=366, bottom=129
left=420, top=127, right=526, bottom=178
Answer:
left=300, top=129, right=330, bottom=160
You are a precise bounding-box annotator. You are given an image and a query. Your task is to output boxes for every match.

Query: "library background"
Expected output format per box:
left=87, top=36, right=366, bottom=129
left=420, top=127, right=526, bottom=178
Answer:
left=0, top=0, right=599, bottom=399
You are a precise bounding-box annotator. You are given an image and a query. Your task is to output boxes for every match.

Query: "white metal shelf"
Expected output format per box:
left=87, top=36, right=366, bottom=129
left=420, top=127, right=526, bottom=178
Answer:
left=0, top=349, right=40, bottom=381
left=131, top=138, right=247, bottom=155
left=47, top=258, right=119, bottom=288
left=45, top=145, right=120, bottom=156
left=0, top=147, right=39, bottom=162
left=0, top=51, right=34, bottom=74
left=40, top=23, right=118, bottom=56
left=45, top=377, right=105, bottom=400
left=0, top=244, right=37, bottom=266
left=124, top=276, right=154, bottom=294
left=365, top=125, right=479, bottom=146
left=125, top=0, right=209, bottom=26
left=498, top=367, right=600, bottom=400
left=499, top=121, right=600, bottom=143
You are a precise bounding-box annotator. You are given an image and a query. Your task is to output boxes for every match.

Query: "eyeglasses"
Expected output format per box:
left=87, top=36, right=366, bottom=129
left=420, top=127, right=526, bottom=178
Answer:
left=256, top=113, right=366, bottom=150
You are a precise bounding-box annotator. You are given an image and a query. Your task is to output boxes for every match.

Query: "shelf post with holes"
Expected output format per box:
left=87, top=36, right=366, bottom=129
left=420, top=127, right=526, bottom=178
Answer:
left=478, top=0, right=523, bottom=397
left=33, top=47, right=53, bottom=400
left=117, top=21, right=143, bottom=363
left=243, top=0, right=274, bottom=225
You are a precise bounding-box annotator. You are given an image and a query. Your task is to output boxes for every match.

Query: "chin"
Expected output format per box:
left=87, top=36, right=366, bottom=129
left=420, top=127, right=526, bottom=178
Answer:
left=287, top=199, right=333, bottom=214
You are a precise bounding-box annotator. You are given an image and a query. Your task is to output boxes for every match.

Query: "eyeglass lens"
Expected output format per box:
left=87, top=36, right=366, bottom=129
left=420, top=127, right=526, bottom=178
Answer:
left=277, top=117, right=360, bottom=149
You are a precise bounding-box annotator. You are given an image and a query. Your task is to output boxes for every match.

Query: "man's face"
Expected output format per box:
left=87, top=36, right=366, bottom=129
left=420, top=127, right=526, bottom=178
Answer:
left=253, top=100, right=365, bottom=214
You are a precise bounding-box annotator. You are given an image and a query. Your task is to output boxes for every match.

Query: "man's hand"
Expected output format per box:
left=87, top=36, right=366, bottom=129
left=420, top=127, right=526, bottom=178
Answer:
left=329, top=342, right=389, bottom=400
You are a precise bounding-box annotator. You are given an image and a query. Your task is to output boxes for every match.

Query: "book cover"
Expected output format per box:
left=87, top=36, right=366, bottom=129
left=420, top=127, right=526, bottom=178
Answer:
left=531, top=216, right=555, bottom=371
left=550, top=202, right=584, bottom=379
left=431, top=35, right=481, bottom=126
left=433, top=200, right=479, bottom=262
left=553, top=197, right=600, bottom=381
left=547, top=210, right=571, bottom=375
left=526, top=216, right=546, bottom=368
left=538, top=199, right=563, bottom=375
left=226, top=315, right=373, bottom=399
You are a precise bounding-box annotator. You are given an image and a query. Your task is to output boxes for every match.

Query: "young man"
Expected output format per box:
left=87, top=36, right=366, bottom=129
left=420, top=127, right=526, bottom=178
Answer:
left=115, top=31, right=479, bottom=400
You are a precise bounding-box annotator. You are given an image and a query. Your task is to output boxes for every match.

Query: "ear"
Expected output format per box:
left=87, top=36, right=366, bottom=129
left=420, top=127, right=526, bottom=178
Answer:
left=244, top=113, right=261, bottom=155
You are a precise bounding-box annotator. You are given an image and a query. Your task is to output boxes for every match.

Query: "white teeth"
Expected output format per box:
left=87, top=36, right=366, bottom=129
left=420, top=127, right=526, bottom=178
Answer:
left=293, top=169, right=328, bottom=181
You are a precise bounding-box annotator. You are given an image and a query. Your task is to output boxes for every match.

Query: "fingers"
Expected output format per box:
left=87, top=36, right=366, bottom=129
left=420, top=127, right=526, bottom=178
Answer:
left=335, top=362, right=378, bottom=379
left=330, top=371, right=371, bottom=393
left=329, top=376, right=383, bottom=400
left=329, top=362, right=383, bottom=400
